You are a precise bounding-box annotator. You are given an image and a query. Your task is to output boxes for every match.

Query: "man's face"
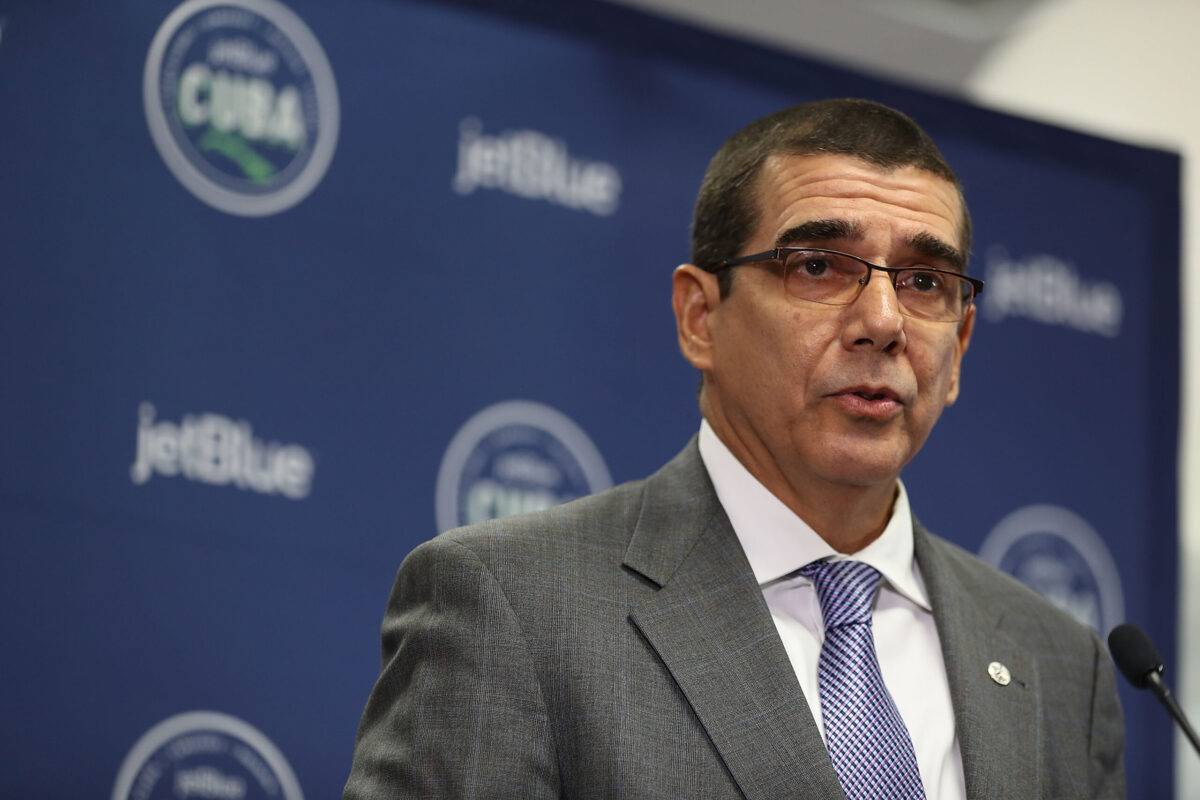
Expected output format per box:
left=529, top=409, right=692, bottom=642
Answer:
left=675, top=152, right=974, bottom=491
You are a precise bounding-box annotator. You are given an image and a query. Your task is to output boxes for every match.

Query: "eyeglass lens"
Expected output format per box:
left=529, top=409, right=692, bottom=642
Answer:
left=781, top=249, right=971, bottom=322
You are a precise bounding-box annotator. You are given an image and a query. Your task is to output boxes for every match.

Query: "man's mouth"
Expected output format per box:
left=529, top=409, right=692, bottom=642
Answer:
left=840, top=387, right=902, bottom=403
left=830, top=386, right=905, bottom=419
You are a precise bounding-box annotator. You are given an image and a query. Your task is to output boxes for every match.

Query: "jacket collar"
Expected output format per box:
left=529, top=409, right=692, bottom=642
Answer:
left=624, top=440, right=846, bottom=800
left=914, top=521, right=1040, bottom=800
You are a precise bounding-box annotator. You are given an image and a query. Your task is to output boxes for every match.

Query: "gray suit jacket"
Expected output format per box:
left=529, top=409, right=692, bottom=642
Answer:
left=345, top=441, right=1125, bottom=799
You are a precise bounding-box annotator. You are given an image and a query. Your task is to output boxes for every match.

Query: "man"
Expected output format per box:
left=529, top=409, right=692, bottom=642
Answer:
left=345, top=99, right=1125, bottom=799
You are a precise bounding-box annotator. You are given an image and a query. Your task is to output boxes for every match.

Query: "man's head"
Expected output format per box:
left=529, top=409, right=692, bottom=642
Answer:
left=672, top=98, right=976, bottom=506
left=691, top=98, right=971, bottom=296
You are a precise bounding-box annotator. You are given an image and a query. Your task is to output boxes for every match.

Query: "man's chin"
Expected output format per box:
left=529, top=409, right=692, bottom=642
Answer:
left=804, top=441, right=910, bottom=488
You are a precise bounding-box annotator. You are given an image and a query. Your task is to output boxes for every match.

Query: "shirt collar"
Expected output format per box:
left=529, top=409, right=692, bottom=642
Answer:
left=697, top=419, right=930, bottom=611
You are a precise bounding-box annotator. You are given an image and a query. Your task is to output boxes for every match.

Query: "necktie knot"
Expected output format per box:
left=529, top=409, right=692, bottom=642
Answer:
left=799, top=559, right=881, bottom=629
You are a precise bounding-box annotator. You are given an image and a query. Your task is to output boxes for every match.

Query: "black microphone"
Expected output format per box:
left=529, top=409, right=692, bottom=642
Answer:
left=1108, top=622, right=1200, bottom=757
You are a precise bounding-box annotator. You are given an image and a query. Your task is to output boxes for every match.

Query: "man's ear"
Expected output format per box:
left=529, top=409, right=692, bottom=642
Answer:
left=945, top=303, right=975, bottom=406
left=672, top=264, right=722, bottom=372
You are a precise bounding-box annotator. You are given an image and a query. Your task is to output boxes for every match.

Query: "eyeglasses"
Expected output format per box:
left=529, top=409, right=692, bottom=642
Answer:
left=706, top=247, right=984, bottom=323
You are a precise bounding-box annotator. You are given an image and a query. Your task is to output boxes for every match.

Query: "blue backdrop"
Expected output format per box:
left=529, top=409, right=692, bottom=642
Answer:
left=0, top=0, right=1180, bottom=797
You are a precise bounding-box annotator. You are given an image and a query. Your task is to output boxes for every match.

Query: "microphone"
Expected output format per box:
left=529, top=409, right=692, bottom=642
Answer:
left=1107, top=623, right=1200, bottom=757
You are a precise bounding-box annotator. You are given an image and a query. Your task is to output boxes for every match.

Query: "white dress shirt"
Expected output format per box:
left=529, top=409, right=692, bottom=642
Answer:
left=698, top=420, right=966, bottom=800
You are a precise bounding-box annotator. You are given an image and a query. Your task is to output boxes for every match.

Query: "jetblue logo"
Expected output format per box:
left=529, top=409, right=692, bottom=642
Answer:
left=452, top=117, right=622, bottom=216
left=435, top=400, right=611, bottom=532
left=131, top=403, right=315, bottom=500
left=982, top=248, right=1123, bottom=337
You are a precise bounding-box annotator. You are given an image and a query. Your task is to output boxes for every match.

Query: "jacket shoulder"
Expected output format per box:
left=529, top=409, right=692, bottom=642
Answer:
left=919, top=525, right=1102, bottom=646
left=422, top=476, right=650, bottom=569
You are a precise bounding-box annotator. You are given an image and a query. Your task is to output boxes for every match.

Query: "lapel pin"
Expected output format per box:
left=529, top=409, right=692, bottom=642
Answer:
left=988, top=661, right=1012, bottom=686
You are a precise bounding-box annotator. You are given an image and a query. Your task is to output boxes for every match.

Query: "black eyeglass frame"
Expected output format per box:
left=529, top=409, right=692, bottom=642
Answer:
left=705, top=246, right=985, bottom=320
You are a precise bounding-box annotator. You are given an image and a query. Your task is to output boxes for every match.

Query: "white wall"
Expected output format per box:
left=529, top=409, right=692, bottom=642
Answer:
left=963, top=1, right=1199, bottom=792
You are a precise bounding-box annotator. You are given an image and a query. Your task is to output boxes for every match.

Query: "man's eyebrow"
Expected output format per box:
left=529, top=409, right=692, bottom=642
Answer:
left=773, top=219, right=863, bottom=248
left=773, top=220, right=966, bottom=271
left=908, top=231, right=966, bottom=271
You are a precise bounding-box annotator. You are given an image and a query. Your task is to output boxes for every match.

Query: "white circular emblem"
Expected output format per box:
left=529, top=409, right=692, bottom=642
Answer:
left=144, top=0, right=339, bottom=216
left=112, top=710, right=303, bottom=800
left=979, top=503, right=1124, bottom=634
left=435, top=400, right=612, bottom=533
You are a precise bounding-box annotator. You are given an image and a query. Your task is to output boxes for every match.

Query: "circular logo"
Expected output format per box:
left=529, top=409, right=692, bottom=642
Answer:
left=112, top=710, right=303, bottom=800
left=435, top=400, right=612, bottom=532
left=144, top=0, right=339, bottom=216
left=978, top=504, right=1124, bottom=634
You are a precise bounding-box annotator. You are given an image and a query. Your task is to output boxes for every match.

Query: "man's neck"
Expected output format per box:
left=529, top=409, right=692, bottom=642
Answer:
left=701, top=414, right=898, bottom=554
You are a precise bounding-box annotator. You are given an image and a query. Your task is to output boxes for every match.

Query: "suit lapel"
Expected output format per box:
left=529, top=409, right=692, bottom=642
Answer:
left=914, top=523, right=1040, bottom=800
left=624, top=442, right=844, bottom=800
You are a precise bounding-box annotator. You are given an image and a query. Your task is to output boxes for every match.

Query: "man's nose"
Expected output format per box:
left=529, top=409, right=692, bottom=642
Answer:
left=842, top=268, right=906, bottom=354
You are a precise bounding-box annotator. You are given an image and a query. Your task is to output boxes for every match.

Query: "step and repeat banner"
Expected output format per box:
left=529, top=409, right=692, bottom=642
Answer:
left=0, top=0, right=1180, bottom=796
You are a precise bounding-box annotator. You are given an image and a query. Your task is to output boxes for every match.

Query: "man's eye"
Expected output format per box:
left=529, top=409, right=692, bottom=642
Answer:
left=905, top=271, right=942, bottom=292
left=802, top=258, right=831, bottom=276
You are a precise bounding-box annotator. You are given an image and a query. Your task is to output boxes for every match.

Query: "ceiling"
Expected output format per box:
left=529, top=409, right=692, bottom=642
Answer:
left=607, top=0, right=1049, bottom=95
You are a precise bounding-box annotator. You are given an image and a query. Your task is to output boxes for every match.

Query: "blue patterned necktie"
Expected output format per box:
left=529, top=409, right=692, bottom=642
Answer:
left=799, top=559, right=926, bottom=800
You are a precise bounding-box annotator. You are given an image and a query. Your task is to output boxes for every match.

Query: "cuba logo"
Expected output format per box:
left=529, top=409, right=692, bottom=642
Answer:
left=435, top=400, right=612, bottom=532
left=112, top=711, right=303, bottom=800
left=979, top=504, right=1124, bottom=634
left=143, top=0, right=339, bottom=216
